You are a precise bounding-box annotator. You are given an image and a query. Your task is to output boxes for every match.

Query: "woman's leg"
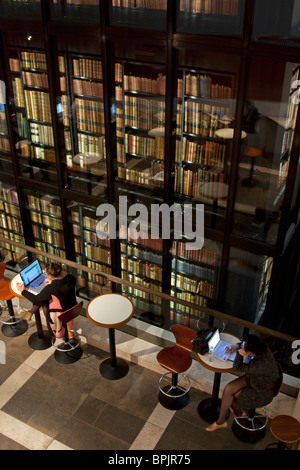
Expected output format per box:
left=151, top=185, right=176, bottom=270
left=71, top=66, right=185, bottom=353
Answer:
left=216, top=375, right=247, bottom=424
left=206, top=375, right=247, bottom=431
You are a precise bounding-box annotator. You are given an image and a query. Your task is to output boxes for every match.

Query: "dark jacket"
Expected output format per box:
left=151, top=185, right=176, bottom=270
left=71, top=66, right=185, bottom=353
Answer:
left=22, top=274, right=77, bottom=313
left=233, top=348, right=280, bottom=409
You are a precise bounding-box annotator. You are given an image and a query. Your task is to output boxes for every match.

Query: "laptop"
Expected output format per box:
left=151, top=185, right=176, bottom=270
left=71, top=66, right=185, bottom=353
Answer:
left=207, top=329, right=237, bottom=362
left=20, top=259, right=47, bottom=294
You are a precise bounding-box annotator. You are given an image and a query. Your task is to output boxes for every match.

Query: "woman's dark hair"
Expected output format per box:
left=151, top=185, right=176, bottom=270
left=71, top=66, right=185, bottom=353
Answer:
left=45, top=262, right=62, bottom=278
left=243, top=334, right=267, bottom=356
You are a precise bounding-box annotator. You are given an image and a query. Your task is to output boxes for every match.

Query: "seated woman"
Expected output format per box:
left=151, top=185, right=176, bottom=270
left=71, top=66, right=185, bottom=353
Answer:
left=206, top=334, right=280, bottom=432
left=16, top=262, right=77, bottom=331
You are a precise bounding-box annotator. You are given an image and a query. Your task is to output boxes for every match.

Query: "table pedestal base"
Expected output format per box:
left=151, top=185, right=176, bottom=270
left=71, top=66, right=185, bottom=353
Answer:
left=158, top=388, right=190, bottom=410
left=198, top=397, right=230, bottom=423
left=100, top=357, right=129, bottom=380
left=54, top=344, right=83, bottom=364
left=28, top=331, right=52, bottom=350
left=1, top=319, right=28, bottom=337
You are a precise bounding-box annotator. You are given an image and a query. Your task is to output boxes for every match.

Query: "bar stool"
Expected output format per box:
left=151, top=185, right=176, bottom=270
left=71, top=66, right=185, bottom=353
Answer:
left=242, top=147, right=262, bottom=187
left=232, top=362, right=283, bottom=443
left=0, top=262, right=28, bottom=337
left=51, top=300, right=83, bottom=364
left=266, top=415, right=300, bottom=450
left=156, top=324, right=196, bottom=410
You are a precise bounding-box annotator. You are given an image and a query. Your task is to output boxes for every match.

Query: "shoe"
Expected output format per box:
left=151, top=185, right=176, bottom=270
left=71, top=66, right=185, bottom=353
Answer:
left=205, top=421, right=227, bottom=432
left=21, top=311, right=33, bottom=322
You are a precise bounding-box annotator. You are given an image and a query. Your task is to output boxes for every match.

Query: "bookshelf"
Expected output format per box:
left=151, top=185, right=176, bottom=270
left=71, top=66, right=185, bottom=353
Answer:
left=24, top=190, right=66, bottom=260
left=176, top=0, right=245, bottom=35
left=60, top=53, right=107, bottom=197
left=51, top=0, right=100, bottom=22
left=0, top=184, right=25, bottom=263
left=111, top=0, right=167, bottom=30
left=0, top=101, right=13, bottom=173
left=9, top=48, right=57, bottom=184
left=116, top=61, right=166, bottom=191
left=70, top=203, right=112, bottom=297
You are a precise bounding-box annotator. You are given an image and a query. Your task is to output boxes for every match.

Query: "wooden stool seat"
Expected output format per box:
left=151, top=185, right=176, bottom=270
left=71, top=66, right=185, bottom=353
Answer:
left=52, top=301, right=84, bottom=364
left=0, top=280, right=15, bottom=301
left=244, top=147, right=262, bottom=158
left=270, top=415, right=300, bottom=445
left=157, top=325, right=196, bottom=410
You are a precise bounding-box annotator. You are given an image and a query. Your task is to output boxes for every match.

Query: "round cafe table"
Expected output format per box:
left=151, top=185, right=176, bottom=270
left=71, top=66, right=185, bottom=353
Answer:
left=195, top=331, right=240, bottom=423
left=86, top=293, right=134, bottom=380
left=9, top=274, right=52, bottom=350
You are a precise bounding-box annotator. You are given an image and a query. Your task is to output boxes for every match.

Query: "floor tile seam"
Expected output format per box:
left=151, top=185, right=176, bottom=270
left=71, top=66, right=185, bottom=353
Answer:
left=0, top=409, right=72, bottom=451
left=129, top=403, right=176, bottom=450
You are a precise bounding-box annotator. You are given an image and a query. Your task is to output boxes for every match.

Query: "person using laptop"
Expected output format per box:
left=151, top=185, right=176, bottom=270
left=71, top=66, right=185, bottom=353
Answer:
left=205, top=334, right=280, bottom=432
left=16, top=262, right=77, bottom=329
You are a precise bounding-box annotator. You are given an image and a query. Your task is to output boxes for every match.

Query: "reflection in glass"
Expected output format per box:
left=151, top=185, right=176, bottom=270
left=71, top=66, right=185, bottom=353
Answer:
left=0, top=184, right=25, bottom=263
left=70, top=203, right=112, bottom=298
left=9, top=49, right=57, bottom=184
left=234, top=60, right=300, bottom=244
left=177, top=0, right=245, bottom=36
left=225, top=247, right=273, bottom=325
left=175, top=69, right=236, bottom=230
left=59, top=54, right=107, bottom=197
left=111, top=0, right=167, bottom=30
left=51, top=0, right=100, bottom=22
left=0, top=95, right=14, bottom=173
left=0, top=0, right=41, bottom=18
left=116, top=62, right=166, bottom=191
left=252, top=0, right=300, bottom=42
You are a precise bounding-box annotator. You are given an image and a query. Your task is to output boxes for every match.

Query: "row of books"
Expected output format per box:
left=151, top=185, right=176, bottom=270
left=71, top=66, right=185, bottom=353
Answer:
left=172, top=241, right=218, bottom=266
left=124, top=73, right=166, bottom=96
left=118, top=159, right=164, bottom=187
left=32, top=224, right=65, bottom=248
left=20, top=52, right=47, bottom=71
left=121, top=255, right=162, bottom=281
left=28, top=194, right=62, bottom=217
left=124, top=96, right=165, bottom=130
left=0, top=213, right=23, bottom=234
left=31, top=146, right=56, bottom=162
left=121, top=242, right=162, bottom=265
left=181, top=74, right=232, bottom=99
left=0, top=136, right=10, bottom=152
left=77, top=133, right=106, bottom=157
left=172, top=258, right=215, bottom=282
left=73, top=58, right=102, bottom=80
left=0, top=111, right=8, bottom=135
left=22, top=71, right=49, bottom=89
left=176, top=137, right=226, bottom=167
left=75, top=97, right=105, bottom=133
left=125, top=272, right=163, bottom=302
left=112, top=0, right=167, bottom=8
left=35, top=240, right=66, bottom=259
left=85, top=243, right=111, bottom=264
left=171, top=291, right=209, bottom=310
left=183, top=102, right=231, bottom=137
left=13, top=77, right=25, bottom=107
left=73, top=79, right=103, bottom=98
left=30, top=122, right=54, bottom=147
left=85, top=260, right=112, bottom=284
left=1, top=185, right=19, bottom=205
left=171, top=272, right=213, bottom=298
left=24, top=89, right=52, bottom=123
left=175, top=166, right=225, bottom=197
left=179, top=0, right=239, bottom=15
left=120, top=225, right=163, bottom=251
left=124, top=134, right=165, bottom=159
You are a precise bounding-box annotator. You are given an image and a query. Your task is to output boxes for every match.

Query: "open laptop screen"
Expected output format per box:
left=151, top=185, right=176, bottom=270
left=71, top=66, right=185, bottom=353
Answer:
left=20, top=259, right=43, bottom=287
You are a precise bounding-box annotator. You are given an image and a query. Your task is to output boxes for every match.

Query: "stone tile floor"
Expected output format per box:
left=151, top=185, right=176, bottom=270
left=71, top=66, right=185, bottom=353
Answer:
left=0, top=320, right=281, bottom=452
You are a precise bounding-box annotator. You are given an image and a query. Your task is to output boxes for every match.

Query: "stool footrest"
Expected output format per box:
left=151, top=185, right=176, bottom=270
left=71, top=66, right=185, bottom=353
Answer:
left=52, top=330, right=81, bottom=353
left=158, top=372, right=191, bottom=398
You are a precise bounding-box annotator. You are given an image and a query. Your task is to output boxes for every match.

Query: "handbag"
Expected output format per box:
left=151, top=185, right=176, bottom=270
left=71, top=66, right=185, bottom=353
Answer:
left=191, top=327, right=216, bottom=355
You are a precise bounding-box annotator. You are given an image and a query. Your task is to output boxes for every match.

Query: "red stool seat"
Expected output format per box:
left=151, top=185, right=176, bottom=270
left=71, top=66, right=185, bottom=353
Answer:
left=157, top=324, right=196, bottom=410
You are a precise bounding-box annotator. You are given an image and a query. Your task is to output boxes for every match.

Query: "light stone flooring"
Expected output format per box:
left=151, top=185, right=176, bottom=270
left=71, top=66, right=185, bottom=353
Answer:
left=0, top=298, right=299, bottom=452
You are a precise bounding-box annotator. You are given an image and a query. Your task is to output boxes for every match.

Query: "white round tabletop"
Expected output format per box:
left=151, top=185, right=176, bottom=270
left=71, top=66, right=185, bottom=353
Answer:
left=195, top=332, right=240, bottom=373
left=201, top=182, right=229, bottom=200
left=9, top=274, right=24, bottom=299
left=215, top=128, right=247, bottom=140
left=86, top=293, right=134, bottom=328
left=73, top=153, right=103, bottom=166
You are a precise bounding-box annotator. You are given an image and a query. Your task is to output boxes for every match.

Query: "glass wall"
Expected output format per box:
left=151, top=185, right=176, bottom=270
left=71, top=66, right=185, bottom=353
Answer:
left=51, top=0, right=100, bottom=22
left=0, top=0, right=41, bottom=18
left=176, top=0, right=245, bottom=36
left=110, top=0, right=167, bottom=30
left=233, top=58, right=300, bottom=244
left=252, top=0, right=300, bottom=42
